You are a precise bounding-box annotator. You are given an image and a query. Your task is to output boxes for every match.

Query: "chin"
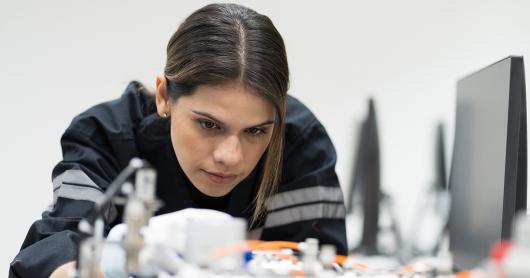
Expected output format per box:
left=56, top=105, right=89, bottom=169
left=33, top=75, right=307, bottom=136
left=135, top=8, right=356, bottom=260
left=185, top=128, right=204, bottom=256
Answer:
left=197, top=183, right=234, bottom=197
left=206, top=186, right=234, bottom=197
left=207, top=191, right=230, bottom=197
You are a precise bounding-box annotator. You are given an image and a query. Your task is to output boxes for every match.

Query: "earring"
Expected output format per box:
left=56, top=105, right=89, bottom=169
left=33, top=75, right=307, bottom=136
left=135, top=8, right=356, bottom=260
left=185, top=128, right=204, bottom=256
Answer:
left=163, top=112, right=168, bottom=118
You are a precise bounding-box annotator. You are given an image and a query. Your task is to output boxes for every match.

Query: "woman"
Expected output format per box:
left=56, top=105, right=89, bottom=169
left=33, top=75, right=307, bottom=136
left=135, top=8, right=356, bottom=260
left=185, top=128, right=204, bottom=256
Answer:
left=10, top=3, right=347, bottom=277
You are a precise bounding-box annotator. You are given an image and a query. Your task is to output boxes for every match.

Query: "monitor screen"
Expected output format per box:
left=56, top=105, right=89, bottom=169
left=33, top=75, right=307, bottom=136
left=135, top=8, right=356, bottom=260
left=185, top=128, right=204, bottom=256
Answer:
left=347, top=98, right=381, bottom=255
left=449, top=56, right=527, bottom=269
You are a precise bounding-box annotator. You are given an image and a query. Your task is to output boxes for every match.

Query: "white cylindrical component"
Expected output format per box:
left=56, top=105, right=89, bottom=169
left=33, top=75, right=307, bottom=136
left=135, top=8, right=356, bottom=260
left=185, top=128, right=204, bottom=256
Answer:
left=302, top=238, right=320, bottom=276
left=124, top=198, right=145, bottom=225
left=185, top=217, right=246, bottom=271
left=503, top=214, right=530, bottom=277
left=135, top=168, right=156, bottom=201
left=123, top=198, right=146, bottom=274
left=77, top=237, right=103, bottom=278
left=78, top=219, right=92, bottom=234
left=513, top=214, right=530, bottom=247
left=121, top=182, right=134, bottom=196
left=303, top=238, right=319, bottom=258
left=94, top=218, right=104, bottom=240
left=129, top=158, right=144, bottom=168
left=319, top=244, right=336, bottom=268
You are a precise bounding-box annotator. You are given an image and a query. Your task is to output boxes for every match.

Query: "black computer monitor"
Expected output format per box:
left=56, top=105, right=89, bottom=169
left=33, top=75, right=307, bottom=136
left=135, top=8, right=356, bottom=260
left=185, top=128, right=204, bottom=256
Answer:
left=449, top=56, right=527, bottom=269
left=435, top=123, right=448, bottom=191
left=347, top=98, right=381, bottom=255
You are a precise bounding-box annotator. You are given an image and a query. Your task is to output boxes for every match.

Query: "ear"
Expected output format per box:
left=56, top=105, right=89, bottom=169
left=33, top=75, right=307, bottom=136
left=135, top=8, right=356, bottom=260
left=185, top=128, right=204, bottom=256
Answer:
left=155, top=74, right=171, bottom=117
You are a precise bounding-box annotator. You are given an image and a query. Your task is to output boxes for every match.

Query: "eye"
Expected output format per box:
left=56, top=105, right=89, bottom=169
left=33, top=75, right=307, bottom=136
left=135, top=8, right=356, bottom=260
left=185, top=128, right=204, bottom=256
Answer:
left=245, top=127, right=266, bottom=136
left=197, top=119, right=220, bottom=130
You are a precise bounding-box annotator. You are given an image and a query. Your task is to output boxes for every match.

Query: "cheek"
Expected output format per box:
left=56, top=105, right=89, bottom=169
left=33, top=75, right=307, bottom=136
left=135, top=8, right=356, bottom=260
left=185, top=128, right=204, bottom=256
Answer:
left=244, top=135, right=273, bottom=168
left=170, top=119, right=209, bottom=167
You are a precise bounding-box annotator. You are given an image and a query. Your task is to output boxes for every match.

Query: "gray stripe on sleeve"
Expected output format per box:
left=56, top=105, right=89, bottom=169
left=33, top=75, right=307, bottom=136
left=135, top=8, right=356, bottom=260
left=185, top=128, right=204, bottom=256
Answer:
left=51, top=169, right=118, bottom=222
left=264, top=202, right=346, bottom=228
left=52, top=171, right=65, bottom=191
left=52, top=169, right=103, bottom=204
left=55, top=184, right=104, bottom=203
left=266, top=186, right=344, bottom=211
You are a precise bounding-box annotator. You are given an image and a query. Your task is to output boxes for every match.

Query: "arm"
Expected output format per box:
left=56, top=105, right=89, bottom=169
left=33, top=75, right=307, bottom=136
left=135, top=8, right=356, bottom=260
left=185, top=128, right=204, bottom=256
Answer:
left=9, top=84, right=148, bottom=278
left=9, top=125, right=123, bottom=277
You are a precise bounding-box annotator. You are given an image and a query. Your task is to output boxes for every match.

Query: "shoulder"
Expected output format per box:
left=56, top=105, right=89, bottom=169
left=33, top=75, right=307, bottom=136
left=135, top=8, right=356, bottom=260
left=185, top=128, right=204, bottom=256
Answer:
left=285, top=95, right=319, bottom=142
left=281, top=95, right=338, bottom=185
left=284, top=95, right=333, bottom=154
left=68, top=81, right=156, bottom=139
left=59, top=81, right=158, bottom=170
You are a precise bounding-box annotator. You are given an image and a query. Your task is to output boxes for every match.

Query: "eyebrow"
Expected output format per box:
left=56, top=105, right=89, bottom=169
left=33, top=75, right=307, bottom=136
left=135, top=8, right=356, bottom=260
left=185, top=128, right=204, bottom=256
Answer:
left=192, top=110, right=275, bottom=128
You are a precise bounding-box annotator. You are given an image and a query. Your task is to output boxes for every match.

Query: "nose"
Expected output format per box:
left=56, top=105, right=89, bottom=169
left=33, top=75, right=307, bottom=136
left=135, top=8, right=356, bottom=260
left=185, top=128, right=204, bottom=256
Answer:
left=213, top=135, right=243, bottom=167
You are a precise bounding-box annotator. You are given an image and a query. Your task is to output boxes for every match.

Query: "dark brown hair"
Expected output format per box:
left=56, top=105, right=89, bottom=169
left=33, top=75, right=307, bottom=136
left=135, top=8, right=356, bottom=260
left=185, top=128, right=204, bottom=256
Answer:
left=164, top=3, right=289, bottom=225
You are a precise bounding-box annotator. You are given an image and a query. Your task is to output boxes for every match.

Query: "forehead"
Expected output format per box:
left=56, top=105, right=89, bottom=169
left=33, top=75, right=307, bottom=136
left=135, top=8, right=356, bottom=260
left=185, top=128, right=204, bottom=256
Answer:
left=175, top=82, right=275, bottom=124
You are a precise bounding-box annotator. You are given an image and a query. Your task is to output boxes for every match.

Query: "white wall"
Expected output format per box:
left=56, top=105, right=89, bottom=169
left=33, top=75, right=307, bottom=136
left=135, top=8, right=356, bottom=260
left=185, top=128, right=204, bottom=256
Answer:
left=1, top=0, right=530, bottom=271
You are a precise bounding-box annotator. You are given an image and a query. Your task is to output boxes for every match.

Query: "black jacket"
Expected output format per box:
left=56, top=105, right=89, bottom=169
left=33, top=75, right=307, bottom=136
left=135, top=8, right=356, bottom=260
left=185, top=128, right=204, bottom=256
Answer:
left=10, top=81, right=347, bottom=277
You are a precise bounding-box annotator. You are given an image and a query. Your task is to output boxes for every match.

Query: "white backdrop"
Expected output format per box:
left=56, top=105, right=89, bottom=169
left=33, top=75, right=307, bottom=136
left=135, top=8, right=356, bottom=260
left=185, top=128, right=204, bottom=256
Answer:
left=1, top=0, right=530, bottom=272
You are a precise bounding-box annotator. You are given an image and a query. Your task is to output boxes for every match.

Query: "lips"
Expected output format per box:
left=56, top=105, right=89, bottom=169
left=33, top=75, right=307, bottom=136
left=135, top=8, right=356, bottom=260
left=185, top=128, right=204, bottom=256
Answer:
left=202, top=169, right=237, bottom=184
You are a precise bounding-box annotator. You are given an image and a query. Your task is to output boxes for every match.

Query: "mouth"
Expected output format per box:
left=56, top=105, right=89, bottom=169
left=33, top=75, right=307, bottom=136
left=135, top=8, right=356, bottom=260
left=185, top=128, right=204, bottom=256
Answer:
left=201, top=169, right=237, bottom=184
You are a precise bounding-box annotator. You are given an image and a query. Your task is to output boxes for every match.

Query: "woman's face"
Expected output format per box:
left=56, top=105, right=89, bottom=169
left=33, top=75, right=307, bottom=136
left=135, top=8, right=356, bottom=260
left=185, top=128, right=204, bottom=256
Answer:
left=158, top=80, right=275, bottom=197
